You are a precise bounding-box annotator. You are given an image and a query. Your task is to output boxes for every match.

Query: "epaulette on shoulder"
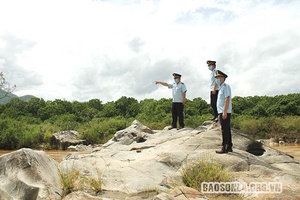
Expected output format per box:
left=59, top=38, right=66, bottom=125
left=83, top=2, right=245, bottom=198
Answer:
left=181, top=82, right=185, bottom=85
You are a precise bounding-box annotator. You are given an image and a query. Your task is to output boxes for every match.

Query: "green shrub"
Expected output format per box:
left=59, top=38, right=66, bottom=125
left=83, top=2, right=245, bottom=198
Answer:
left=78, top=117, right=127, bottom=144
left=232, top=115, right=300, bottom=140
left=52, top=114, right=79, bottom=130
left=17, top=127, right=43, bottom=149
left=185, top=114, right=211, bottom=128
left=0, top=94, right=299, bottom=149
left=142, top=122, right=166, bottom=130
left=231, top=115, right=254, bottom=130
left=0, top=130, right=18, bottom=149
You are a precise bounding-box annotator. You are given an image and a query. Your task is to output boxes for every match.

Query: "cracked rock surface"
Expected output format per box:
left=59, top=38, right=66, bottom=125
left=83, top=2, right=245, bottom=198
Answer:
left=1, top=120, right=299, bottom=200
left=60, top=120, right=300, bottom=199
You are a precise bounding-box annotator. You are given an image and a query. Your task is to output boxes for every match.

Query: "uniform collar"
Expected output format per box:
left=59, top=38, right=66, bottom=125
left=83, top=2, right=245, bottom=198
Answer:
left=219, top=82, right=226, bottom=88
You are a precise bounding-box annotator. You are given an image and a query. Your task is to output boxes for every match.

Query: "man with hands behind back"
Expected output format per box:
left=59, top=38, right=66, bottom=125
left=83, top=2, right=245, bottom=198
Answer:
left=215, top=70, right=233, bottom=154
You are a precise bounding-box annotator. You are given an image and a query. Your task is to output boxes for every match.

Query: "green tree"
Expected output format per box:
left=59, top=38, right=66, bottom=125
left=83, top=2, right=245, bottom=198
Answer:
left=2, top=98, right=27, bottom=118
left=25, top=97, right=46, bottom=117
left=71, top=101, right=88, bottom=121
left=87, top=99, right=103, bottom=111
left=81, top=107, right=100, bottom=121
left=156, top=98, right=172, bottom=115
left=100, top=101, right=118, bottom=118
left=53, top=114, right=79, bottom=130
left=185, top=97, right=210, bottom=116
left=115, top=96, right=140, bottom=118
left=232, top=96, right=263, bottom=115
left=137, top=98, right=158, bottom=121
left=267, top=94, right=300, bottom=116
left=250, top=104, right=268, bottom=118
left=53, top=99, right=73, bottom=114
left=37, top=100, right=68, bottom=121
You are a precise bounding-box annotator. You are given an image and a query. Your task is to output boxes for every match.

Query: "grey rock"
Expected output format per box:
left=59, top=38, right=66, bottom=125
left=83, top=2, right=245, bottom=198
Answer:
left=63, top=191, right=103, bottom=200
left=0, top=148, right=62, bottom=200
left=52, top=130, right=86, bottom=150
left=60, top=120, right=300, bottom=199
left=68, top=144, right=93, bottom=151
left=113, top=120, right=153, bottom=145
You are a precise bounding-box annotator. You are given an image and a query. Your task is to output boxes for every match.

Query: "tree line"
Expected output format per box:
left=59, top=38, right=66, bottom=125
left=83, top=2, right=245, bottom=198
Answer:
left=0, top=93, right=299, bottom=149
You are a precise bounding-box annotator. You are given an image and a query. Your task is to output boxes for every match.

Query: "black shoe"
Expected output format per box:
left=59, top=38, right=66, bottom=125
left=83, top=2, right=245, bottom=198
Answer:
left=210, top=117, right=217, bottom=121
left=168, top=126, right=176, bottom=130
left=216, top=149, right=228, bottom=154
left=177, top=127, right=184, bottom=130
left=227, top=148, right=233, bottom=152
left=213, top=118, right=218, bottom=123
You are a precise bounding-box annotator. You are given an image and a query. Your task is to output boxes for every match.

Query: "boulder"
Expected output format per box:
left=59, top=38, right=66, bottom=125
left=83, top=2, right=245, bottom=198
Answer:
left=112, top=120, right=154, bottom=145
left=0, top=148, right=62, bottom=200
left=59, top=120, right=300, bottom=199
left=51, top=130, right=86, bottom=150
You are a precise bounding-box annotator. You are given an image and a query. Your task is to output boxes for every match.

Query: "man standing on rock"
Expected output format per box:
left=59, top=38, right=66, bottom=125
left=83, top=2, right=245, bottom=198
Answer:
left=215, top=70, right=233, bottom=154
left=155, top=73, right=187, bottom=130
left=207, top=60, right=219, bottom=123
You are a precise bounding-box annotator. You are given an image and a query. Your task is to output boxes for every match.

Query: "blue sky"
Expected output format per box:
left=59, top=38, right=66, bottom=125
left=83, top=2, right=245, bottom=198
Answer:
left=0, top=0, right=299, bottom=102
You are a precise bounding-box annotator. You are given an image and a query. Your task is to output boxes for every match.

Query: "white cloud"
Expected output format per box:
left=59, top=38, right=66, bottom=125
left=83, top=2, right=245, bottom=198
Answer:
left=0, top=0, right=299, bottom=102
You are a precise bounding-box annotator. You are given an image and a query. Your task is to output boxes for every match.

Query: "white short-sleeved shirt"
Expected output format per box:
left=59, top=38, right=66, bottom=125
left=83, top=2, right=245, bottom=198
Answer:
left=210, top=69, right=220, bottom=91
left=217, top=82, right=232, bottom=113
left=168, top=82, right=187, bottom=103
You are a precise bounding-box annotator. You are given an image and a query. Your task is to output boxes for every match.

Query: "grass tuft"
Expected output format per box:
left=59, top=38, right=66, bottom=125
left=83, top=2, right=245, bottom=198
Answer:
left=60, top=170, right=79, bottom=197
left=60, top=168, right=102, bottom=197
left=181, top=159, right=233, bottom=191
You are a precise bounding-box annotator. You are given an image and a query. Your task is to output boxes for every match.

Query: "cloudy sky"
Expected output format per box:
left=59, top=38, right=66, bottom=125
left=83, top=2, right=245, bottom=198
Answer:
left=0, top=0, right=299, bottom=103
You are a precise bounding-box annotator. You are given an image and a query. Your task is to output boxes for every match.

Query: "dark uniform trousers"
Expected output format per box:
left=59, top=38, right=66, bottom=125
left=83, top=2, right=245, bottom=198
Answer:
left=172, top=102, right=184, bottom=128
left=210, top=90, right=219, bottom=119
left=219, top=113, right=232, bottom=150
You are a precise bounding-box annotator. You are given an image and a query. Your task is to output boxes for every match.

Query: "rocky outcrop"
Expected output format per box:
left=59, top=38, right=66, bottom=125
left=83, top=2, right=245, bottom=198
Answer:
left=60, top=120, right=300, bottom=199
left=0, top=148, right=62, bottom=200
left=1, top=120, right=300, bottom=200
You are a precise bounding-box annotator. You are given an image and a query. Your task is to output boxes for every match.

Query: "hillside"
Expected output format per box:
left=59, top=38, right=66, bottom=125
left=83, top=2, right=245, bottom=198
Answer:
left=0, top=90, right=36, bottom=104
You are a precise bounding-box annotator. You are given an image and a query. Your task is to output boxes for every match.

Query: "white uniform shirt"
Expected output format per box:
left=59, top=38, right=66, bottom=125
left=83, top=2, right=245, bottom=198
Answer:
left=168, top=82, right=187, bottom=103
left=217, top=82, right=232, bottom=114
left=210, top=69, right=220, bottom=91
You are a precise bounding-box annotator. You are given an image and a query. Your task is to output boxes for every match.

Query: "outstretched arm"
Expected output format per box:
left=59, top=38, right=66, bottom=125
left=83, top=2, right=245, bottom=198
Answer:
left=155, top=81, right=169, bottom=87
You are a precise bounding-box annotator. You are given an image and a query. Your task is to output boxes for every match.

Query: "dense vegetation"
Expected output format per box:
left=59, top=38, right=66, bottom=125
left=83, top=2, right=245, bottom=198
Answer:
left=0, top=93, right=299, bottom=150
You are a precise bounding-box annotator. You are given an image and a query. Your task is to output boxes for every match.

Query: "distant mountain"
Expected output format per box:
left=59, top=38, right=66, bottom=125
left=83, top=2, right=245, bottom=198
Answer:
left=19, top=95, right=37, bottom=102
left=0, top=90, right=36, bottom=104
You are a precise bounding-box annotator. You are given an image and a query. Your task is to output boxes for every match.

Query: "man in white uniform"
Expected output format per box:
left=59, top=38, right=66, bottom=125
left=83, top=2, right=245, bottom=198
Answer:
left=215, top=70, right=233, bottom=153
left=155, top=73, right=187, bottom=129
left=207, top=60, right=219, bottom=123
